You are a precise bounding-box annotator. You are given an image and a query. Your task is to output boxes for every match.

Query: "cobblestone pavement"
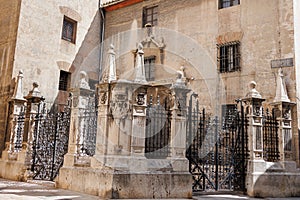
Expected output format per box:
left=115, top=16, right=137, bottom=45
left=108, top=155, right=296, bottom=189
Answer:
left=0, top=178, right=299, bottom=200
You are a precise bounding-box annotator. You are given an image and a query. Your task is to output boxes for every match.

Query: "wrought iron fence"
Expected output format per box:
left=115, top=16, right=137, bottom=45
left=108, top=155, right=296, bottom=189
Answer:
left=263, top=109, right=279, bottom=162
left=186, top=101, right=248, bottom=192
left=31, top=100, right=71, bottom=181
left=78, top=94, right=97, bottom=156
left=14, top=107, right=26, bottom=152
left=145, top=96, right=171, bottom=159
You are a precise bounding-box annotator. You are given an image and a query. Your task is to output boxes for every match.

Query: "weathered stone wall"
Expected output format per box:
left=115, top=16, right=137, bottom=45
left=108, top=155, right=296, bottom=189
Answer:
left=104, top=0, right=295, bottom=103
left=103, top=0, right=298, bottom=162
left=0, top=0, right=21, bottom=155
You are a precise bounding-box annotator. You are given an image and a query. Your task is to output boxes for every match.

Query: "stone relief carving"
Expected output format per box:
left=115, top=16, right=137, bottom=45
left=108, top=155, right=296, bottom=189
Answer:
left=100, top=92, right=107, bottom=104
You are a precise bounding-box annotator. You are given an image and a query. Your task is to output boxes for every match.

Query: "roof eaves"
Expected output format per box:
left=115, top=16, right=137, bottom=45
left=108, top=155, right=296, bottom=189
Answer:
left=100, top=0, right=125, bottom=7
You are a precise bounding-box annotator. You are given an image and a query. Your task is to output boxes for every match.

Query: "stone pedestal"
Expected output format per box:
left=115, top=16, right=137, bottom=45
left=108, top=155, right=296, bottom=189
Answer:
left=0, top=80, right=43, bottom=181
left=57, top=80, right=192, bottom=198
left=57, top=45, right=192, bottom=198
left=244, top=81, right=300, bottom=197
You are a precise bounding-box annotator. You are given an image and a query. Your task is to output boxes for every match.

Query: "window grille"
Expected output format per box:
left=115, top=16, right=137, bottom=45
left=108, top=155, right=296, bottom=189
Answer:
left=218, top=42, right=241, bottom=73
left=59, top=70, right=71, bottom=91
left=143, top=6, right=158, bottom=27
left=219, top=0, right=240, bottom=9
left=62, top=16, right=77, bottom=43
left=144, top=56, right=156, bottom=81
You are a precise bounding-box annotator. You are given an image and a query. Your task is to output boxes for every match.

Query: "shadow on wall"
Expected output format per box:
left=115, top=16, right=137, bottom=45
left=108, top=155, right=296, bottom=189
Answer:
left=55, top=11, right=101, bottom=108
left=70, top=11, right=101, bottom=90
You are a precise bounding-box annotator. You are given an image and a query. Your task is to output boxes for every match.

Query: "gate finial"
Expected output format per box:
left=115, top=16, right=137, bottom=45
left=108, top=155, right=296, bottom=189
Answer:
left=108, top=44, right=117, bottom=83
left=274, top=68, right=290, bottom=102
left=12, top=70, right=26, bottom=101
left=134, top=43, right=147, bottom=83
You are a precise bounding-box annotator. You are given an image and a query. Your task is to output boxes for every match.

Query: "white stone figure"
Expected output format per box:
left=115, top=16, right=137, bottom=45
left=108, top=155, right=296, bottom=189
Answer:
left=246, top=81, right=262, bottom=98
left=173, top=66, right=187, bottom=88
left=134, top=43, right=147, bottom=83
left=274, top=68, right=290, bottom=102
left=78, top=71, right=90, bottom=89
left=108, top=44, right=117, bottom=83
left=12, top=70, right=26, bottom=101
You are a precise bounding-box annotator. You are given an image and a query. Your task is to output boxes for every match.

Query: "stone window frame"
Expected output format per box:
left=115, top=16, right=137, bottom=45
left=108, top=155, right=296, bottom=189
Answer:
left=144, top=56, right=156, bottom=81
left=59, top=70, right=71, bottom=91
left=62, top=16, right=77, bottom=44
left=217, top=41, right=241, bottom=73
left=142, top=5, right=158, bottom=27
left=218, top=0, right=240, bottom=9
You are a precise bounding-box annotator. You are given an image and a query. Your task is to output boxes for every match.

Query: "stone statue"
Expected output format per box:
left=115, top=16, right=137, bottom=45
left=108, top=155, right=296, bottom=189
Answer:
left=274, top=68, right=290, bottom=102
left=246, top=81, right=262, bottom=98
left=78, top=71, right=90, bottom=89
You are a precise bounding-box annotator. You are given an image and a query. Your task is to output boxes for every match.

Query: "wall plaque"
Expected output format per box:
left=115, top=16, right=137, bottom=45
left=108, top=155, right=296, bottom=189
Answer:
left=271, top=58, right=293, bottom=68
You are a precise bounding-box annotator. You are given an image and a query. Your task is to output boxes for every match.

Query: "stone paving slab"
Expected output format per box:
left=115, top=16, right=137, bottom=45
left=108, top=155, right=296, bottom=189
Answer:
left=0, top=178, right=300, bottom=200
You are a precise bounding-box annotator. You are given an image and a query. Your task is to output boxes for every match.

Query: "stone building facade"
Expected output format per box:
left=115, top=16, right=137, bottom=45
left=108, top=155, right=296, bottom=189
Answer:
left=0, top=0, right=300, bottom=198
left=101, top=0, right=299, bottom=163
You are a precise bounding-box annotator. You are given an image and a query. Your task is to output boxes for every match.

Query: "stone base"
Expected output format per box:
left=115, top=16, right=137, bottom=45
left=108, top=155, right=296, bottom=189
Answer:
left=246, top=160, right=300, bottom=197
left=56, top=166, right=193, bottom=199
left=0, top=159, right=28, bottom=181
left=58, top=154, right=192, bottom=198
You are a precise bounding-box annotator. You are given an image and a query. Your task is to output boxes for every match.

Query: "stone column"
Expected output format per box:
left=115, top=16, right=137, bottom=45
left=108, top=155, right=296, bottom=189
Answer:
left=21, top=82, right=43, bottom=170
left=131, top=88, right=147, bottom=156
left=271, top=102, right=295, bottom=162
left=93, top=82, right=110, bottom=164
left=2, top=71, right=26, bottom=160
left=243, top=81, right=265, bottom=160
left=64, top=73, right=95, bottom=167
left=271, top=68, right=296, bottom=162
left=168, top=70, right=190, bottom=171
left=243, top=81, right=265, bottom=196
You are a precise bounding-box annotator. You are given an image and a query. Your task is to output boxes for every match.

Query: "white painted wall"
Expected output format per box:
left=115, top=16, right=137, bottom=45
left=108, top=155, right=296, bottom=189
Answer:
left=13, top=0, right=99, bottom=102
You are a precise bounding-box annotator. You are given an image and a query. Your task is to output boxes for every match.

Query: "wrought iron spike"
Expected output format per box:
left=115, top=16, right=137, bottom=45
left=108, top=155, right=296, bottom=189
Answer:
left=149, top=95, right=153, bottom=105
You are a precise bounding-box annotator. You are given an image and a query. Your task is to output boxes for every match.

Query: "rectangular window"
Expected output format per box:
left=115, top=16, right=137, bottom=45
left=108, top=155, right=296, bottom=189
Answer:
left=218, top=42, right=240, bottom=73
left=219, top=0, right=240, bottom=9
left=59, top=70, right=71, bottom=91
left=62, top=16, right=77, bottom=43
left=143, top=6, right=158, bottom=27
left=144, top=56, right=156, bottom=81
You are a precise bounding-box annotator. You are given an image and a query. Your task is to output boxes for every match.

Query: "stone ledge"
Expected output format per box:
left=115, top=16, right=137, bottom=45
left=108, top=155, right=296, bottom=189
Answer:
left=56, top=166, right=193, bottom=199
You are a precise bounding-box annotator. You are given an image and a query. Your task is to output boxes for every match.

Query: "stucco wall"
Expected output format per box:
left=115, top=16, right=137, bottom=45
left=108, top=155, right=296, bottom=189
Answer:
left=12, top=0, right=99, bottom=103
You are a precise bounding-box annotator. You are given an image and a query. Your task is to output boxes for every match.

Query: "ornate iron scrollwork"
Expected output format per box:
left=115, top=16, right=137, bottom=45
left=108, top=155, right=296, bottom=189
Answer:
left=31, top=100, right=71, bottom=181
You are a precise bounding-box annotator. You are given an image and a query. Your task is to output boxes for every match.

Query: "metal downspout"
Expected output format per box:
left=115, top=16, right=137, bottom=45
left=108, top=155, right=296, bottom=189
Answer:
left=98, top=0, right=105, bottom=82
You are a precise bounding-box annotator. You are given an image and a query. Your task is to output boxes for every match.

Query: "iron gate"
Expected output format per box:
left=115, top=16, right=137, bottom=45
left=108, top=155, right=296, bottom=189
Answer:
left=186, top=100, right=248, bottom=192
left=145, top=96, right=171, bottom=159
left=31, top=101, right=71, bottom=181
left=263, top=109, right=279, bottom=162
